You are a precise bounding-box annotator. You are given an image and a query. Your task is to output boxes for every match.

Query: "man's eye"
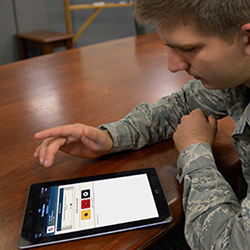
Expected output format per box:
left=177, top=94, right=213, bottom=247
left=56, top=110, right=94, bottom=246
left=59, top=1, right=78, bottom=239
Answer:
left=179, top=47, right=196, bottom=53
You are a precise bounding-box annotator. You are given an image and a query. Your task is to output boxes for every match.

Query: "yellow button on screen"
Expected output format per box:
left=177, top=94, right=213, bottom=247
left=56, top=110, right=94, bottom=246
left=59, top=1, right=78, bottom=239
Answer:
left=81, top=210, right=91, bottom=220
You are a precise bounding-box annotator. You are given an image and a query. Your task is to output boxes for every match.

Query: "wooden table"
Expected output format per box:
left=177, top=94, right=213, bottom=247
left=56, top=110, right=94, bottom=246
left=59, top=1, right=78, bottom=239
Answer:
left=0, top=33, right=240, bottom=250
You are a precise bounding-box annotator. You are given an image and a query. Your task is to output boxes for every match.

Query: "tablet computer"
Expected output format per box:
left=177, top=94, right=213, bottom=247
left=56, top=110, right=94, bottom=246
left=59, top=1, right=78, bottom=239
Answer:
left=18, top=168, right=172, bottom=249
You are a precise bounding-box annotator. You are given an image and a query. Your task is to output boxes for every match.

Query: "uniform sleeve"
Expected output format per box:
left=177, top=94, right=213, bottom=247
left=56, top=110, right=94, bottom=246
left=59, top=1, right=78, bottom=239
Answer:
left=177, top=143, right=250, bottom=249
left=100, top=80, right=227, bottom=152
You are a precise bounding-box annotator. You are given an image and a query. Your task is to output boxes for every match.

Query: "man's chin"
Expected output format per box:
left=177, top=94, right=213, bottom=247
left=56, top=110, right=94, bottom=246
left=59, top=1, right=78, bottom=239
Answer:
left=193, top=76, right=220, bottom=89
left=203, top=84, right=223, bottom=90
left=198, top=80, right=219, bottom=90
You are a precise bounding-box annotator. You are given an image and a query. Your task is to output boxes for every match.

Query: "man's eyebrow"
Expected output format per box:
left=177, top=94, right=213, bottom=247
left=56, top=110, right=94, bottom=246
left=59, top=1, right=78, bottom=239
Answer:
left=163, top=42, right=203, bottom=49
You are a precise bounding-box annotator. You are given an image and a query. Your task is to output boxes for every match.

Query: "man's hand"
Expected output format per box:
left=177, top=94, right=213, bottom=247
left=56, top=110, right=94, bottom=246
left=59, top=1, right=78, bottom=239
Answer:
left=173, top=109, right=217, bottom=154
left=33, top=124, right=113, bottom=167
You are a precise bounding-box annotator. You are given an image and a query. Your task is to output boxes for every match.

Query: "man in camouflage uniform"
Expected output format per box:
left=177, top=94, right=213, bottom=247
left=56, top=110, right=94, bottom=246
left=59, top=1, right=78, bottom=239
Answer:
left=34, top=0, right=250, bottom=249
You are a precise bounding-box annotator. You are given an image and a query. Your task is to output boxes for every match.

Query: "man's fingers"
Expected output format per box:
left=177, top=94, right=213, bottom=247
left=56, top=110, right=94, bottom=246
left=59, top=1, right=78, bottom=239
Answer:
left=34, top=125, right=77, bottom=140
left=34, top=137, right=67, bottom=167
left=44, top=137, right=67, bottom=167
left=34, top=124, right=113, bottom=167
left=208, top=115, right=217, bottom=126
left=197, top=108, right=208, bottom=119
left=82, top=126, right=95, bottom=140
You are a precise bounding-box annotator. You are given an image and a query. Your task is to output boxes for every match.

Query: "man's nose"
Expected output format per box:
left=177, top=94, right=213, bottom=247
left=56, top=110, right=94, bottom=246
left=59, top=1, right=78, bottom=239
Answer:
left=167, top=48, right=190, bottom=73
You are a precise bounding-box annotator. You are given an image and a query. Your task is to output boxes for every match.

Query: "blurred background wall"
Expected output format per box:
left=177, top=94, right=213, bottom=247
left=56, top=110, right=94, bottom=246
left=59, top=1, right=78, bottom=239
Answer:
left=0, top=0, right=155, bottom=65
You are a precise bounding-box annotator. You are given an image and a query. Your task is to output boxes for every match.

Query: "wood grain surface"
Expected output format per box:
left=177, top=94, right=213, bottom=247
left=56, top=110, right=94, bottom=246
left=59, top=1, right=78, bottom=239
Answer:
left=0, top=33, right=239, bottom=250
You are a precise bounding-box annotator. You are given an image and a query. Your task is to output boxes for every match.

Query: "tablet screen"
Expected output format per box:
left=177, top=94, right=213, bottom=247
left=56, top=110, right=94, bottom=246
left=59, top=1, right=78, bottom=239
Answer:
left=37, top=174, right=158, bottom=238
left=19, top=168, right=172, bottom=249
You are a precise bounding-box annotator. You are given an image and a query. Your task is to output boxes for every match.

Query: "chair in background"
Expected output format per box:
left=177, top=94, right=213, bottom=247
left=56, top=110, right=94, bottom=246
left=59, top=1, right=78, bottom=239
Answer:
left=16, top=30, right=74, bottom=59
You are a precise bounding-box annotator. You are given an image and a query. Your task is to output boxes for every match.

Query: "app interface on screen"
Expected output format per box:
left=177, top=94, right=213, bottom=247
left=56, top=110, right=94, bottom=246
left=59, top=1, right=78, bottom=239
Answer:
left=34, top=174, right=159, bottom=238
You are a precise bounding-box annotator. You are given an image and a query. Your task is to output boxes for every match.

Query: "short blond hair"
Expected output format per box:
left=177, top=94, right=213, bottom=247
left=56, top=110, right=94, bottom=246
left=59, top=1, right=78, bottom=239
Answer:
left=133, top=0, right=250, bottom=42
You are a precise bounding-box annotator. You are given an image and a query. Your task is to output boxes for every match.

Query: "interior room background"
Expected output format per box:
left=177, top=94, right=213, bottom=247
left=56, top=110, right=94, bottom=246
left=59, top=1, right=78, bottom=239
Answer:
left=0, top=0, right=155, bottom=66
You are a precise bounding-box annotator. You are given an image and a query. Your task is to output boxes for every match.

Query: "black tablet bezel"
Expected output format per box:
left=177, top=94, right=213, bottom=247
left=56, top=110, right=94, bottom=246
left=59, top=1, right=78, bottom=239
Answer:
left=18, top=168, right=172, bottom=249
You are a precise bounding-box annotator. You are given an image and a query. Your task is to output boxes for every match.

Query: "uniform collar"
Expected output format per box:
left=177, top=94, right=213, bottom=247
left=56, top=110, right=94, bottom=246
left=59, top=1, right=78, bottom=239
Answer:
left=232, top=101, right=250, bottom=136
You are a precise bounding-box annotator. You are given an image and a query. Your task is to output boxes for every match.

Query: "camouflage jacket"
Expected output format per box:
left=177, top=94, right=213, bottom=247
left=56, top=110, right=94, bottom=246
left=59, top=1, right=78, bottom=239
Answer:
left=101, top=79, right=250, bottom=249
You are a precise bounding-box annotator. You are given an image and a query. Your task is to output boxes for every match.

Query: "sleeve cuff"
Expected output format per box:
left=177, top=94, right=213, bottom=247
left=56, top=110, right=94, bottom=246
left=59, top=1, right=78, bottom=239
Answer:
left=177, top=143, right=217, bottom=183
left=98, top=124, right=134, bottom=153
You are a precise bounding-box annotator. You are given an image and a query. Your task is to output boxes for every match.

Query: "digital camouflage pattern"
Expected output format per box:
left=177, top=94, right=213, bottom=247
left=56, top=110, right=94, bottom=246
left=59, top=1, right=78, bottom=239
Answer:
left=100, top=79, right=250, bottom=249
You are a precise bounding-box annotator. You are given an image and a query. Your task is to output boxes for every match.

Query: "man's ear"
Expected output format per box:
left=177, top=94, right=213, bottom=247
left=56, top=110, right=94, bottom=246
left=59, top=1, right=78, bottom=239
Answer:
left=241, top=23, right=250, bottom=55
